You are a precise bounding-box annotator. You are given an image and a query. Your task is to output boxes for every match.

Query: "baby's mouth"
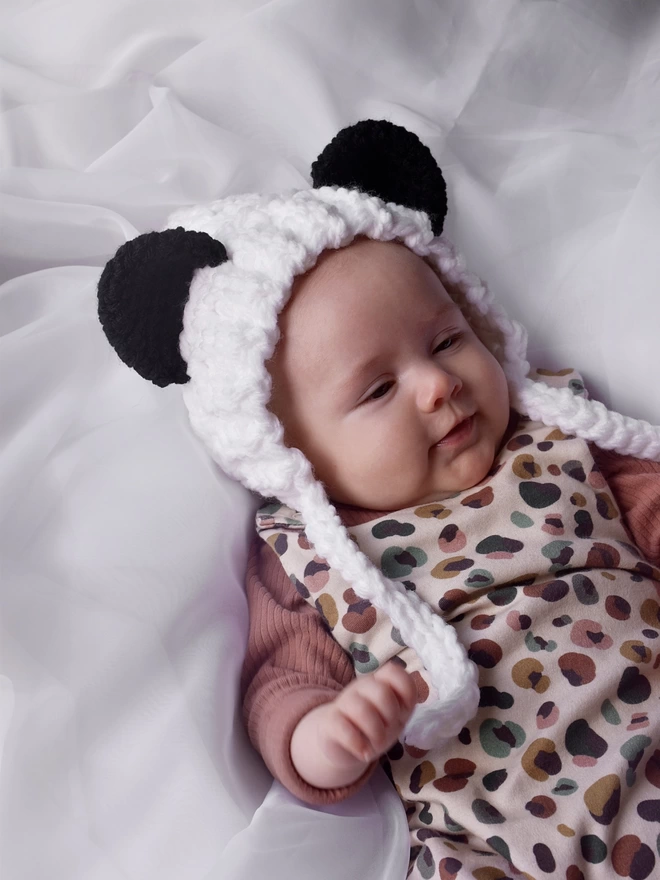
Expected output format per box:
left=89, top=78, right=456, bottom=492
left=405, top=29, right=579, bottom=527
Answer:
left=434, top=416, right=474, bottom=448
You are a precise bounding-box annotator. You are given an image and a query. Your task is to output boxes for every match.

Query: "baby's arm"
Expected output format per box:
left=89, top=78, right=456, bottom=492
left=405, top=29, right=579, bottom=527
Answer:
left=291, top=661, right=416, bottom=789
left=242, top=535, right=384, bottom=803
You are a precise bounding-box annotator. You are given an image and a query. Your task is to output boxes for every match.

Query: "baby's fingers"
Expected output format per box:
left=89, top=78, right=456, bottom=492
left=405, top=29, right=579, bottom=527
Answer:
left=338, top=693, right=392, bottom=759
left=372, top=662, right=418, bottom=716
left=320, top=710, right=373, bottom=766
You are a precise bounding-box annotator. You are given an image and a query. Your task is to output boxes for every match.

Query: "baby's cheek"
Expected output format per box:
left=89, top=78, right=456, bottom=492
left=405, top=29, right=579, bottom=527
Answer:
left=356, top=439, right=420, bottom=508
left=476, top=366, right=509, bottom=441
left=318, top=435, right=381, bottom=506
left=368, top=427, right=415, bottom=472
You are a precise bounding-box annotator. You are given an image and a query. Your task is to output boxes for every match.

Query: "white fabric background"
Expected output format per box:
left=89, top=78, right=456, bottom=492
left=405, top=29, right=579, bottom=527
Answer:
left=1, top=1, right=659, bottom=878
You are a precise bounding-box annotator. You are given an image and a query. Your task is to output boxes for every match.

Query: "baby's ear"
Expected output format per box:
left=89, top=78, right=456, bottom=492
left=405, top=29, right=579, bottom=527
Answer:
left=310, top=119, right=447, bottom=235
left=97, top=227, right=227, bottom=387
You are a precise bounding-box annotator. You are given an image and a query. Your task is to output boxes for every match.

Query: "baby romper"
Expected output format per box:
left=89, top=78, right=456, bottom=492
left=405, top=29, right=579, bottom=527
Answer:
left=256, top=370, right=660, bottom=880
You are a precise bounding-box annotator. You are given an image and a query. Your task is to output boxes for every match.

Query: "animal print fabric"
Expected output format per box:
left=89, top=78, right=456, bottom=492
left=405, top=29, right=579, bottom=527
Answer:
left=256, top=370, right=660, bottom=880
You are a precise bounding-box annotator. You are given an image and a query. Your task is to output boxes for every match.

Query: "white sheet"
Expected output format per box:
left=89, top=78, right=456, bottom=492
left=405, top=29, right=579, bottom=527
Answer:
left=1, top=1, right=659, bottom=878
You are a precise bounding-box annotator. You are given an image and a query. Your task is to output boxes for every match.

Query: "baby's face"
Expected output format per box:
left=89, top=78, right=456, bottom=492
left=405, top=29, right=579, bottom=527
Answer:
left=268, top=239, right=510, bottom=511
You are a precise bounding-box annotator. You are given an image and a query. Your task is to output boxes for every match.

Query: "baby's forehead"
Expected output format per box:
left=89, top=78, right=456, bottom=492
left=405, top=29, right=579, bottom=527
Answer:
left=281, top=251, right=464, bottom=369
left=288, top=237, right=457, bottom=314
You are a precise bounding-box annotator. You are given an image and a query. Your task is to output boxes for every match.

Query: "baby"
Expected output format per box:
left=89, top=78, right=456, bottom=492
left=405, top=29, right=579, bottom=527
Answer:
left=97, top=120, right=660, bottom=880
left=244, top=232, right=660, bottom=880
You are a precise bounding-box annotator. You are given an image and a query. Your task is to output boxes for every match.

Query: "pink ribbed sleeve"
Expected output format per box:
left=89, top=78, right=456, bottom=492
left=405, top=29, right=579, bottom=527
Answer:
left=240, top=536, right=373, bottom=804
left=592, top=447, right=660, bottom=566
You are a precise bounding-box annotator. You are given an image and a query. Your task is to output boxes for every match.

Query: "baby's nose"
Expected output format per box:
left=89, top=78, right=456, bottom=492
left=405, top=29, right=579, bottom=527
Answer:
left=417, top=365, right=461, bottom=412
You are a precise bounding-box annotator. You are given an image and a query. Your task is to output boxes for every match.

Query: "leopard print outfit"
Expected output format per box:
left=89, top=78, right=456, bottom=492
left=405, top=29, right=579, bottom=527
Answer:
left=256, top=371, right=660, bottom=880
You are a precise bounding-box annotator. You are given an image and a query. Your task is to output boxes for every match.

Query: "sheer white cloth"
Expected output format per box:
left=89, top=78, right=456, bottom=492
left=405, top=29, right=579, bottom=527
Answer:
left=1, top=1, right=659, bottom=878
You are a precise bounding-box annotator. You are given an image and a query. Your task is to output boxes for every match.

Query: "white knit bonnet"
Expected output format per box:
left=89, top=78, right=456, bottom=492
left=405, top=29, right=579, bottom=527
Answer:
left=98, top=120, right=660, bottom=748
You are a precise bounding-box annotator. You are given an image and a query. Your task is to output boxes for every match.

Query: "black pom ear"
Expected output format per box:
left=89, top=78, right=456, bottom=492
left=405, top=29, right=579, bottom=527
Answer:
left=311, top=119, right=447, bottom=235
left=98, top=227, right=227, bottom=387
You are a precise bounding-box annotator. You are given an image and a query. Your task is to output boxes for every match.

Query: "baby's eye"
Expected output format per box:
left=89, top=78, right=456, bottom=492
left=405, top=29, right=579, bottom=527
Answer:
left=433, top=334, right=459, bottom=354
left=368, top=381, right=394, bottom=401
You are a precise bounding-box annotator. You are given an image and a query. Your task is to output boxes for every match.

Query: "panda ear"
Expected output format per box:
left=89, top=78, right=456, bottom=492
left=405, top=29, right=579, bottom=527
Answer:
left=311, top=119, right=447, bottom=235
left=97, top=227, right=227, bottom=387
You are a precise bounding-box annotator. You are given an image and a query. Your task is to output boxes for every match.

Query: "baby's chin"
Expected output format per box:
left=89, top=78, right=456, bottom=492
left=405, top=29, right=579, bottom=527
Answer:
left=376, top=458, right=497, bottom=511
left=333, top=474, right=492, bottom=513
left=402, top=479, right=485, bottom=509
left=324, top=441, right=503, bottom=511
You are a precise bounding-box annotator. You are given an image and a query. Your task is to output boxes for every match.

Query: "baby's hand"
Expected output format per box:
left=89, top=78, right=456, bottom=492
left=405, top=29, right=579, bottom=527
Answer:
left=290, top=662, right=417, bottom=790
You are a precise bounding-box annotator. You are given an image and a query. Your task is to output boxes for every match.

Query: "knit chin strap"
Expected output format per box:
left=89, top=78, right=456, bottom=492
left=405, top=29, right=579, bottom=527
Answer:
left=518, top=380, right=660, bottom=461
left=295, top=480, right=481, bottom=748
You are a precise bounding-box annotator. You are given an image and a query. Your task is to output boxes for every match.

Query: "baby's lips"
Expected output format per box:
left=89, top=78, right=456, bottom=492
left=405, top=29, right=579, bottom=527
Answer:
left=432, top=412, right=475, bottom=446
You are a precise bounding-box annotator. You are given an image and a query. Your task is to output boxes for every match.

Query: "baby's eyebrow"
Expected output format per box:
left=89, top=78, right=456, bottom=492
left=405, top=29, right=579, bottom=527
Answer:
left=334, top=353, right=385, bottom=396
